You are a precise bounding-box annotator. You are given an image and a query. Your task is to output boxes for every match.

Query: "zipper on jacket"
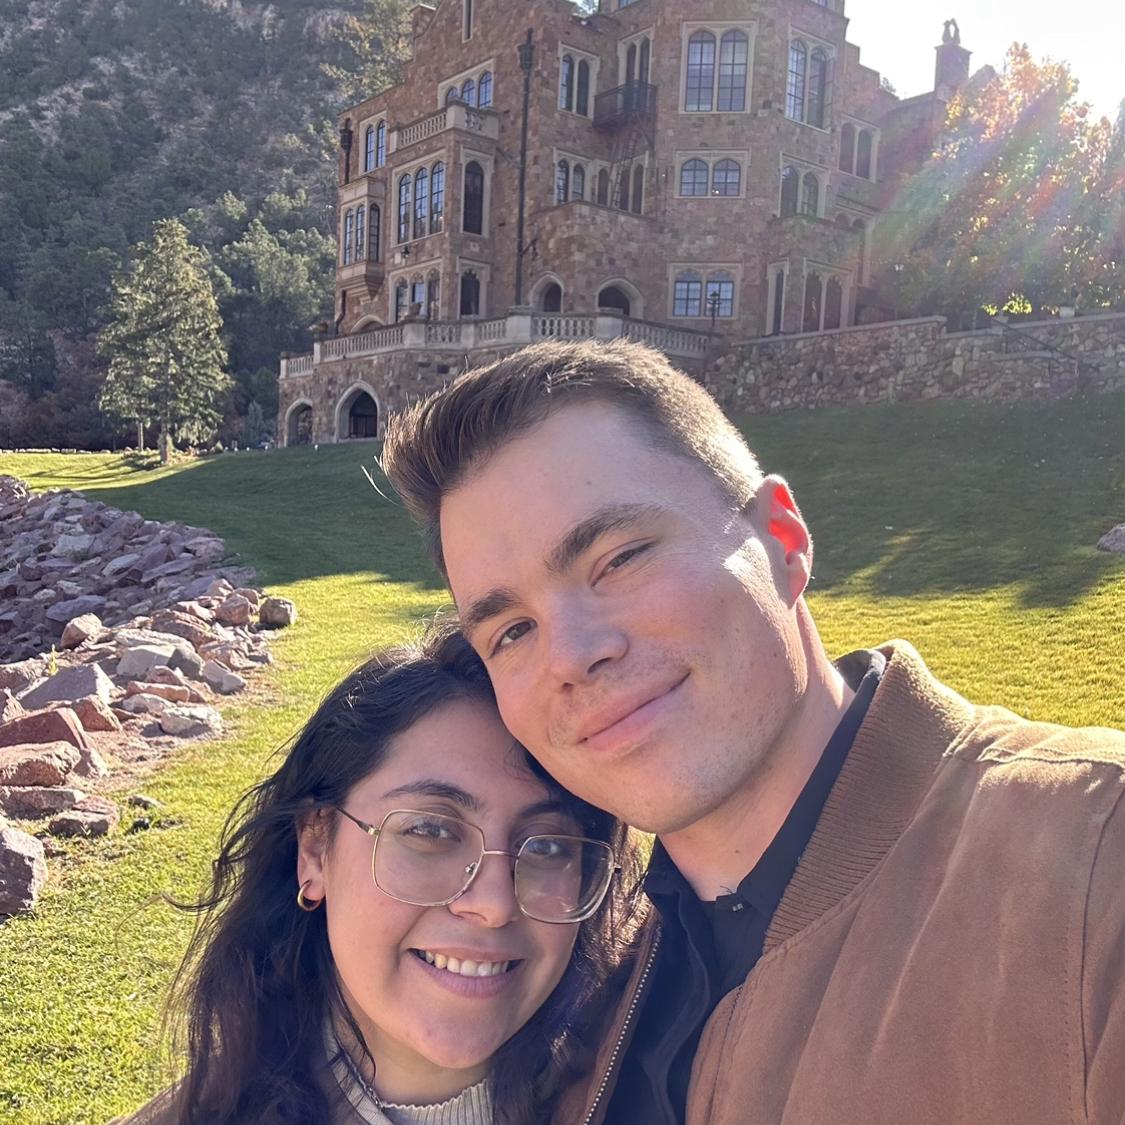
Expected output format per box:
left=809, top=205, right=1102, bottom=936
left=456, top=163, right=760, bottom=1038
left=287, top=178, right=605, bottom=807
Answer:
left=582, top=928, right=663, bottom=1125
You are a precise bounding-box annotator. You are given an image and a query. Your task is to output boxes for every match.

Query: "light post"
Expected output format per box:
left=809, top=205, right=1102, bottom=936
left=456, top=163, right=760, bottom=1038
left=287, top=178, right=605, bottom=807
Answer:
left=707, top=288, right=722, bottom=330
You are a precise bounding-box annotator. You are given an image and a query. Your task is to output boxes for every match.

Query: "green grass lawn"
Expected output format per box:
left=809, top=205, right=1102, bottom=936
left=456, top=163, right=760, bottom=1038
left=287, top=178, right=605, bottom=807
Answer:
left=1, top=391, right=1123, bottom=1124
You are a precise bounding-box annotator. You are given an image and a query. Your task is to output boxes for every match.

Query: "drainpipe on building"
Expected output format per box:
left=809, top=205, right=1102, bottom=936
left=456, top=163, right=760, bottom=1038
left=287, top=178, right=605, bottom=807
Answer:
left=514, top=29, right=534, bottom=307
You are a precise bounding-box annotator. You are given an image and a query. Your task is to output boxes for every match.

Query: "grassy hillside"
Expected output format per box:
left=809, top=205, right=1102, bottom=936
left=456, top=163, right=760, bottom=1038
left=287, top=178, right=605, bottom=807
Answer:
left=0, top=391, right=1123, bottom=1122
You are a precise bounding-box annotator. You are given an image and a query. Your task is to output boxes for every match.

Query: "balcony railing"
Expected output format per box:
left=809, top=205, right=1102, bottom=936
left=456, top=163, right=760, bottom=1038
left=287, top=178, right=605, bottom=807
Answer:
left=392, top=103, right=499, bottom=152
left=594, top=82, right=657, bottom=129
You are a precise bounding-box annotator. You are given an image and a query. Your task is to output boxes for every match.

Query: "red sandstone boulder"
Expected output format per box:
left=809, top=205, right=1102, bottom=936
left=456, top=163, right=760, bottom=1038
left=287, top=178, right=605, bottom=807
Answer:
left=0, top=825, right=47, bottom=914
left=125, top=681, right=191, bottom=704
left=60, top=613, right=106, bottom=649
left=0, top=742, right=81, bottom=787
left=214, top=594, right=253, bottom=627
left=48, top=795, right=119, bottom=838
left=71, top=696, right=123, bottom=734
left=0, top=707, right=89, bottom=753
left=0, top=785, right=86, bottom=818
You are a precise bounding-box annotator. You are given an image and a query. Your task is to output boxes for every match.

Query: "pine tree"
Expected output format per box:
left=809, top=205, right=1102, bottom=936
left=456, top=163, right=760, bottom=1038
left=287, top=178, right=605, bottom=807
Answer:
left=97, top=219, right=230, bottom=461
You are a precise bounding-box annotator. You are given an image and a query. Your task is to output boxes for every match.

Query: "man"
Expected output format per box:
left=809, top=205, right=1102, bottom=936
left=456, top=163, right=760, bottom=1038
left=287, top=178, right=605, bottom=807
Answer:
left=382, top=339, right=1125, bottom=1124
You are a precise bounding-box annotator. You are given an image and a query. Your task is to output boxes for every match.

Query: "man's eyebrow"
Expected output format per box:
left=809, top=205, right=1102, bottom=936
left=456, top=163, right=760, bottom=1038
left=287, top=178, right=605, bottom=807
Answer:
left=381, top=779, right=483, bottom=813
left=459, top=586, right=520, bottom=639
left=545, top=502, right=662, bottom=576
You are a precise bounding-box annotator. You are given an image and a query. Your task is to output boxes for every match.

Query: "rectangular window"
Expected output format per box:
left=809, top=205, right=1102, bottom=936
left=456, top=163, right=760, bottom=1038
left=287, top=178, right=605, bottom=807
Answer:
left=707, top=279, right=734, bottom=317
left=674, top=279, right=703, bottom=317
left=685, top=33, right=716, bottom=112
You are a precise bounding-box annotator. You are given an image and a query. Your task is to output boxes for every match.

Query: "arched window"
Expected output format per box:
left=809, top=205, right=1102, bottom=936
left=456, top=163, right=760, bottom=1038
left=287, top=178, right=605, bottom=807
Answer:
left=397, top=175, right=411, bottom=242
left=461, top=77, right=476, bottom=106
left=430, top=162, right=445, bottom=234
left=780, top=165, right=799, bottom=218
left=355, top=205, right=365, bottom=261
left=459, top=271, right=480, bottom=316
left=413, top=166, right=429, bottom=239
left=560, top=55, right=574, bottom=111
left=839, top=122, right=855, bottom=173
left=445, top=86, right=460, bottom=106
left=478, top=71, right=493, bottom=107
left=631, top=164, right=644, bottom=213
left=463, top=161, right=484, bottom=234
left=615, top=169, right=630, bottom=211
left=598, top=285, right=632, bottom=315
left=626, top=43, right=637, bottom=85
left=856, top=129, right=873, bottom=179
left=706, top=270, right=735, bottom=317
left=673, top=270, right=703, bottom=317
left=786, top=39, right=807, bottom=120
left=556, top=159, right=570, bottom=203
left=836, top=212, right=851, bottom=229
left=394, top=280, right=409, bottom=322
left=364, top=125, right=376, bottom=172
left=572, top=163, right=586, bottom=201
left=639, top=37, right=651, bottom=83
left=803, top=272, right=823, bottom=332
left=540, top=281, right=563, bottom=312
left=576, top=59, right=591, bottom=116
left=411, top=277, right=426, bottom=314
left=801, top=172, right=819, bottom=216
left=343, top=209, right=355, bottom=265
left=718, top=30, right=748, bottom=112
left=680, top=158, right=709, bottom=196
left=375, top=120, right=386, bottom=167
left=771, top=268, right=786, bottom=334
left=369, top=204, right=381, bottom=261
left=427, top=273, right=441, bottom=320
left=808, top=48, right=828, bottom=128
left=597, top=168, right=610, bottom=205
left=712, top=159, right=741, bottom=196
left=824, top=276, right=843, bottom=330
left=685, top=31, right=716, bottom=112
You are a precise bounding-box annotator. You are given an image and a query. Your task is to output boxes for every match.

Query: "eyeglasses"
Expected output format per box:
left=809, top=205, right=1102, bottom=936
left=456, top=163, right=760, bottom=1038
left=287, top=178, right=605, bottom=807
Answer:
left=334, top=807, right=617, bottom=924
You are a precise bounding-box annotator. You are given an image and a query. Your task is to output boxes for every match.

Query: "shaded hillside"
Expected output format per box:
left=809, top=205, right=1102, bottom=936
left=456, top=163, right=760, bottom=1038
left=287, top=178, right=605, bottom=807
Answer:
left=0, top=0, right=407, bottom=448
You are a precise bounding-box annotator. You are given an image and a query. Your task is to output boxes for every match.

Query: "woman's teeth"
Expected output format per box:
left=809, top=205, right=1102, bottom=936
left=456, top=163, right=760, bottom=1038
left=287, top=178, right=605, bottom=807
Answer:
left=416, top=950, right=512, bottom=977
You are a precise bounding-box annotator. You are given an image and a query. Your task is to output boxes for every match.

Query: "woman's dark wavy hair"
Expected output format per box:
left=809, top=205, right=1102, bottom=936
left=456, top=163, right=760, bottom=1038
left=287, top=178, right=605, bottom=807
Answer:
left=165, top=621, right=644, bottom=1125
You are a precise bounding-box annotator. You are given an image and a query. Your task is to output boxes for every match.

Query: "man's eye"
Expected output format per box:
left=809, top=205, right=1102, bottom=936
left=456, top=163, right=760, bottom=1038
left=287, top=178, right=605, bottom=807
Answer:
left=494, top=620, right=532, bottom=652
left=602, top=544, right=649, bottom=576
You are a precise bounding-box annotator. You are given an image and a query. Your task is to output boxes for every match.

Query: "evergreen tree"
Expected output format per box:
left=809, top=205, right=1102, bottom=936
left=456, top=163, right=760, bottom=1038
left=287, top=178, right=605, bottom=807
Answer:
left=97, top=218, right=230, bottom=461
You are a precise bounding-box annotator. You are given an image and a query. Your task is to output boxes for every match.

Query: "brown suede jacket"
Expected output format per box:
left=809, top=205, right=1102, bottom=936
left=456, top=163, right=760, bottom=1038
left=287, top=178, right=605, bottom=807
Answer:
left=557, top=640, right=1125, bottom=1125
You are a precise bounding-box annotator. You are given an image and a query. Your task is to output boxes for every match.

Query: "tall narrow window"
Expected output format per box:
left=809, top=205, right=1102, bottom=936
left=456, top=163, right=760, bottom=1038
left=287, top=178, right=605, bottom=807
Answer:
left=427, top=274, right=441, bottom=320
left=712, top=159, right=741, bottom=196
left=717, top=31, right=748, bottom=112
left=463, top=161, right=484, bottom=234
left=801, top=172, right=819, bottom=216
left=394, top=280, right=408, bottom=322
left=808, top=48, right=828, bottom=128
left=461, top=77, right=476, bottom=106
left=803, top=272, right=823, bottom=332
left=355, top=205, right=365, bottom=262
left=631, top=164, right=644, bottom=213
left=572, top=163, right=586, bottom=201
left=556, top=159, right=570, bottom=203
left=463, top=0, right=473, bottom=39
left=343, top=209, right=355, bottom=265
left=414, top=166, right=429, bottom=239
left=779, top=165, right=799, bottom=217
left=824, top=277, right=843, bottom=330
left=411, top=278, right=426, bottom=313
left=685, top=31, right=716, bottom=112
left=771, top=268, right=786, bottom=334
left=376, top=121, right=386, bottom=167
left=369, top=205, right=381, bottom=261
left=673, top=270, right=703, bottom=317
left=364, top=126, right=376, bottom=172
left=839, top=122, right=855, bottom=173
left=460, top=271, right=480, bottom=316
left=856, top=130, right=873, bottom=179
left=478, top=71, right=493, bottom=107
left=430, top=162, right=445, bottom=234
left=626, top=43, right=637, bottom=85
left=680, top=158, right=709, bottom=196
left=639, top=37, right=651, bottom=83
left=853, top=218, right=867, bottom=283
left=576, top=60, right=590, bottom=116
left=560, top=55, right=574, bottom=111
left=787, top=39, right=807, bottom=120
left=398, top=175, right=411, bottom=242
left=597, top=168, right=610, bottom=205
left=446, top=86, right=460, bottom=106
left=706, top=270, right=735, bottom=317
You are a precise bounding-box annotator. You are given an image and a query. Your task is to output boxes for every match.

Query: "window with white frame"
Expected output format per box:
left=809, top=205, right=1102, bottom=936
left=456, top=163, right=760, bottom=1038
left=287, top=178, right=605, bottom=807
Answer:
left=676, top=154, right=746, bottom=198
left=786, top=34, right=832, bottom=127
left=363, top=120, right=388, bottom=173
left=671, top=266, right=740, bottom=318
left=801, top=270, right=847, bottom=332
left=838, top=120, right=877, bottom=179
left=766, top=260, right=789, bottom=335
left=559, top=47, right=597, bottom=116
left=779, top=161, right=824, bottom=218
left=440, top=63, right=495, bottom=109
left=682, top=24, right=754, bottom=113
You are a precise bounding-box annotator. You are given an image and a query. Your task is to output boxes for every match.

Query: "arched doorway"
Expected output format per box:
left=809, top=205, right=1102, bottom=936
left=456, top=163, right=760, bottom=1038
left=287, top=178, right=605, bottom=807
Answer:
left=335, top=383, right=380, bottom=441
left=285, top=401, right=313, bottom=447
left=597, top=285, right=631, bottom=317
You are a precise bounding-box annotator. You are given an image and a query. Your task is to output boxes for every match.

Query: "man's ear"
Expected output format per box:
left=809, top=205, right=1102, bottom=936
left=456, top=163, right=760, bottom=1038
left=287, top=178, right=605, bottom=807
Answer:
left=296, top=805, right=332, bottom=902
left=751, top=474, right=812, bottom=603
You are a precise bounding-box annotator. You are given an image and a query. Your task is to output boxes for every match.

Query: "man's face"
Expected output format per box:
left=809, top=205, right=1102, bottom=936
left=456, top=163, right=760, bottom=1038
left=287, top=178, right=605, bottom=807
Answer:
left=440, top=401, right=809, bottom=837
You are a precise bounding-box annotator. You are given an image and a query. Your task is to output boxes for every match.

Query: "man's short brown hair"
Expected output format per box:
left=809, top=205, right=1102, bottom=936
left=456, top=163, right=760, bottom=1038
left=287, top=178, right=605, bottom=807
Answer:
left=381, top=338, right=763, bottom=575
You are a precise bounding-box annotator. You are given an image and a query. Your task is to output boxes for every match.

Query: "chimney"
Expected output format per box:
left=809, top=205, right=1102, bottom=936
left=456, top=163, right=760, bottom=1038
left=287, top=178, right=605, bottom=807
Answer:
left=934, top=19, right=970, bottom=97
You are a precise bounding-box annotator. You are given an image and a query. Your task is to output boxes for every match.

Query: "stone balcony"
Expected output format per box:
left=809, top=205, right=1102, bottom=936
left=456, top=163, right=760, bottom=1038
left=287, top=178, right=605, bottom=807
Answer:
left=391, top=102, right=499, bottom=154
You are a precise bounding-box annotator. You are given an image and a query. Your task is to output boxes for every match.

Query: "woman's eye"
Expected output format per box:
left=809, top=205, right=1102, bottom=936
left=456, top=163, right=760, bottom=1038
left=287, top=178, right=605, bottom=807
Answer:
left=494, top=620, right=532, bottom=652
left=403, top=819, right=457, bottom=840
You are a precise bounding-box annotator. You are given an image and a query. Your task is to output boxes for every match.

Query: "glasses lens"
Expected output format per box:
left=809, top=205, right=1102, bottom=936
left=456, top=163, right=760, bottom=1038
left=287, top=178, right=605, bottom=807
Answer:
left=515, top=836, right=615, bottom=923
left=373, top=810, right=482, bottom=906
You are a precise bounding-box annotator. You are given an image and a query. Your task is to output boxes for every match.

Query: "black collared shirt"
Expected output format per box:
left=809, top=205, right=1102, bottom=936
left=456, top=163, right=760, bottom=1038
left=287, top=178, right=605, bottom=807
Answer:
left=604, top=650, right=885, bottom=1125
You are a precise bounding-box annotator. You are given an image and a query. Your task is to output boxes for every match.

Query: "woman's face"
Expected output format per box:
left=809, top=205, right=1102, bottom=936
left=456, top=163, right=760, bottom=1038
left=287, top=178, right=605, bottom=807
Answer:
left=298, top=698, right=583, bottom=1104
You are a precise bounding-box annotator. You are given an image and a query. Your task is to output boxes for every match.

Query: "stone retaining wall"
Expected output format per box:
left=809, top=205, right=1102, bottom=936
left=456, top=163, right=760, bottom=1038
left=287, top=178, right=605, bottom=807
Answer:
left=702, top=311, right=1125, bottom=414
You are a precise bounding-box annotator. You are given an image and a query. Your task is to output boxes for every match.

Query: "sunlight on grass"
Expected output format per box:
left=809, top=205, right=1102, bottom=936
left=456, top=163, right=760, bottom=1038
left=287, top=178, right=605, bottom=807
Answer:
left=0, top=393, right=1122, bottom=1122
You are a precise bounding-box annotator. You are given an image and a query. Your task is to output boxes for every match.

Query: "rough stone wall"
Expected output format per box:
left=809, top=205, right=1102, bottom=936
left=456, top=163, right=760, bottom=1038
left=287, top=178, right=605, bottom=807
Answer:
left=702, top=311, right=1125, bottom=414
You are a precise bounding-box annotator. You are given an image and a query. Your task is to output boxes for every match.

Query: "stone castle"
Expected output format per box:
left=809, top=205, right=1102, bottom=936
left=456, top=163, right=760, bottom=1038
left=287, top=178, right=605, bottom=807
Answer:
left=278, top=0, right=973, bottom=446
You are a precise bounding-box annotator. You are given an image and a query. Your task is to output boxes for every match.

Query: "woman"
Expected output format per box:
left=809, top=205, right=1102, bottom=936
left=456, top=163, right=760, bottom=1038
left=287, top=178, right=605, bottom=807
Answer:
left=117, top=623, right=642, bottom=1125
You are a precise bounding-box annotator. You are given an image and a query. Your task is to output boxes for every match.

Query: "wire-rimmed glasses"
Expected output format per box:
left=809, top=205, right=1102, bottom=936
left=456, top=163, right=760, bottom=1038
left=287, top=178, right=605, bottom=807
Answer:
left=335, top=807, right=617, bottom=924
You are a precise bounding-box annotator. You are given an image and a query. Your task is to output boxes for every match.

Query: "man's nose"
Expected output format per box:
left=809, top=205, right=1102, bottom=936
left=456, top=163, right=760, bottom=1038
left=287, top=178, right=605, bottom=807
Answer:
left=543, top=607, right=628, bottom=686
left=447, top=851, right=521, bottom=928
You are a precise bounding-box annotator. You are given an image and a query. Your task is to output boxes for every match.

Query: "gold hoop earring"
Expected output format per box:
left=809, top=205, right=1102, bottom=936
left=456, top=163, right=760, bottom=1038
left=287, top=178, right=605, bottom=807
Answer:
left=296, top=880, right=323, bottom=912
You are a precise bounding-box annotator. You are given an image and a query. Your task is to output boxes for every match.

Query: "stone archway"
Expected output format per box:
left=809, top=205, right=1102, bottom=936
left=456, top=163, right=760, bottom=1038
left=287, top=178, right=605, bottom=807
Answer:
left=334, top=383, right=381, bottom=442
left=284, top=399, right=314, bottom=447
left=531, top=274, right=564, bottom=313
left=596, top=279, right=643, bottom=318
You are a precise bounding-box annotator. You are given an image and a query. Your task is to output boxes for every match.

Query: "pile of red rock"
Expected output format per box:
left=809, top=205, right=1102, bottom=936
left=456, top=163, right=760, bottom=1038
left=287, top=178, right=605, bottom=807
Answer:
left=0, top=477, right=298, bottom=917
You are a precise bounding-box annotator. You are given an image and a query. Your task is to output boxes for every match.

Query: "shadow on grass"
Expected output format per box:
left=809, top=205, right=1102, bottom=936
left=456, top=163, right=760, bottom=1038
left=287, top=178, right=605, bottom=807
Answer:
left=740, top=392, right=1125, bottom=609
